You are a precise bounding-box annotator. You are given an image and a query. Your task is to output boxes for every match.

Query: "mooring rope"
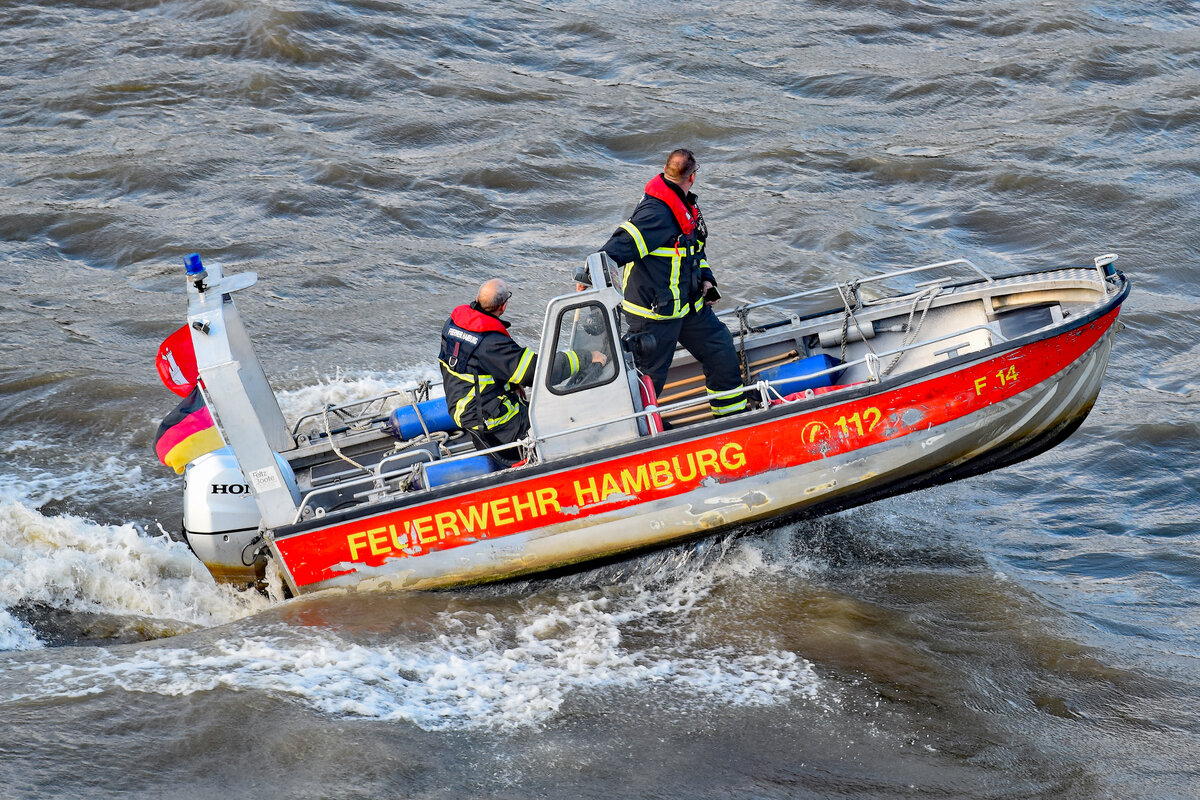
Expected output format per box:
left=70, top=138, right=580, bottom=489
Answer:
left=881, top=286, right=940, bottom=377
left=838, top=278, right=875, bottom=364
left=735, top=305, right=755, bottom=387
left=323, top=404, right=368, bottom=471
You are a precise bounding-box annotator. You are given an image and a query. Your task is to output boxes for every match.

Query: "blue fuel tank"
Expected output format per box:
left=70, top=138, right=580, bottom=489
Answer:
left=423, top=455, right=496, bottom=488
left=759, top=354, right=843, bottom=394
left=388, top=398, right=458, bottom=440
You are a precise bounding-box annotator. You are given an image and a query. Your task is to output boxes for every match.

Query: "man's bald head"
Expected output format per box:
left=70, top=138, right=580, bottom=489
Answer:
left=476, top=278, right=511, bottom=313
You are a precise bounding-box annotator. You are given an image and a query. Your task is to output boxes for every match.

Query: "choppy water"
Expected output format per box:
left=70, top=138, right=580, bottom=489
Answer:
left=2, top=1, right=1198, bottom=797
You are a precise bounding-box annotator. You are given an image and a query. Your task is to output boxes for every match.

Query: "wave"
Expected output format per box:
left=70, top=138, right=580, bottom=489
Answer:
left=0, top=534, right=827, bottom=730
left=0, top=494, right=275, bottom=651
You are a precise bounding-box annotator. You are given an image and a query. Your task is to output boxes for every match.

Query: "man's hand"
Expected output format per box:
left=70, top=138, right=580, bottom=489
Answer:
left=591, top=350, right=608, bottom=366
left=702, top=280, right=719, bottom=307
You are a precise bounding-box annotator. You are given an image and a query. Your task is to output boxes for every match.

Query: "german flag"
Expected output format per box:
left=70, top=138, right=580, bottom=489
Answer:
left=154, top=386, right=223, bottom=474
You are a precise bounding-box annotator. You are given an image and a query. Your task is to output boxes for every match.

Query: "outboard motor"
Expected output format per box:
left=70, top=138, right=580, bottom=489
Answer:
left=183, top=447, right=299, bottom=584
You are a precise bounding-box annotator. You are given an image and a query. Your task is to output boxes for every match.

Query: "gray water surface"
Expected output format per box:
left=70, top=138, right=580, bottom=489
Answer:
left=1, top=1, right=1198, bottom=798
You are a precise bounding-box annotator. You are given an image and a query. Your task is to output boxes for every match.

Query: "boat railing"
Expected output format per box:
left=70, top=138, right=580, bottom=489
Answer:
left=290, top=402, right=674, bottom=523
left=286, top=320, right=1015, bottom=524
left=291, top=388, right=416, bottom=442
left=288, top=319, right=1012, bottom=525
left=292, top=458, right=427, bottom=523
left=289, top=379, right=449, bottom=445
left=858, top=323, right=1007, bottom=380
left=286, top=257, right=994, bottom=457
left=717, top=258, right=992, bottom=322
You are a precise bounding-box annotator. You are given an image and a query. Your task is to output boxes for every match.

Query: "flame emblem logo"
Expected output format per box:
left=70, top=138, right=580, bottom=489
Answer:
left=801, top=421, right=831, bottom=444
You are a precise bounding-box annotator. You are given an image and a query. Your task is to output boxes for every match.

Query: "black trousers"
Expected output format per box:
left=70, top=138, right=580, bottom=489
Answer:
left=627, top=306, right=746, bottom=411
left=467, top=404, right=529, bottom=469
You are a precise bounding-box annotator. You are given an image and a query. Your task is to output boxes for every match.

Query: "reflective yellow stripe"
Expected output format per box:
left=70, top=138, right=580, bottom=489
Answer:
left=712, top=399, right=748, bottom=416
left=453, top=391, right=474, bottom=427
left=510, top=348, right=535, bottom=384
left=708, top=386, right=748, bottom=416
left=440, top=361, right=495, bottom=388
left=620, top=221, right=648, bottom=258
left=669, top=249, right=681, bottom=313
left=565, top=349, right=580, bottom=374
left=485, top=397, right=521, bottom=428
left=645, top=243, right=689, bottom=316
left=456, top=390, right=521, bottom=430
left=620, top=298, right=690, bottom=321
left=439, top=360, right=496, bottom=428
left=624, top=230, right=699, bottom=318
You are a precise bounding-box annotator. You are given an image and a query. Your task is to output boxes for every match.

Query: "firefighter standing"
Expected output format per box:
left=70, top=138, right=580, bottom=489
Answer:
left=599, top=149, right=748, bottom=417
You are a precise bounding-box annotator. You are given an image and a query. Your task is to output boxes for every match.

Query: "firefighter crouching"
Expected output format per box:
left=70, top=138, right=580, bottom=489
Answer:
left=439, top=278, right=606, bottom=467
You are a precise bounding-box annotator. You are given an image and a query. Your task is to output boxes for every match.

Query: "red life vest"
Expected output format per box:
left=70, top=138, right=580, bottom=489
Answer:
left=643, top=174, right=698, bottom=235
left=450, top=304, right=510, bottom=336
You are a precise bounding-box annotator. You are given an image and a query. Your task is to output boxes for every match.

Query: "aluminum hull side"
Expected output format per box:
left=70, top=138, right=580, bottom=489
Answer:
left=269, top=310, right=1120, bottom=595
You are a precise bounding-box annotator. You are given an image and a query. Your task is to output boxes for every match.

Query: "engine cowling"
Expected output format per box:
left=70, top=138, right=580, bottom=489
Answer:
left=183, top=448, right=298, bottom=585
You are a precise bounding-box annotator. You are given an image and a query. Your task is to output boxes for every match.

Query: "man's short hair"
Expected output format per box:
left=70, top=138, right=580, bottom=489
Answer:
left=664, top=148, right=697, bottom=183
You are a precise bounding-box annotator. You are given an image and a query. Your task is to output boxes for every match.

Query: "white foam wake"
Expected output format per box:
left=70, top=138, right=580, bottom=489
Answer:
left=1, top=537, right=826, bottom=730
left=274, top=367, right=443, bottom=423
left=0, top=369, right=444, bottom=650
left=0, top=495, right=274, bottom=650
left=2, top=368, right=829, bottom=725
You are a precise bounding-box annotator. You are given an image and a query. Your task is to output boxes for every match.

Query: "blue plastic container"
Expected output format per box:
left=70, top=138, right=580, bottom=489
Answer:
left=424, top=455, right=495, bottom=488
left=760, top=354, right=843, bottom=394
left=388, top=399, right=458, bottom=440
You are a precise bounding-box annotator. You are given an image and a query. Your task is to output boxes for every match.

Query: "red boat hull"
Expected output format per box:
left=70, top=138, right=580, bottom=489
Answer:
left=270, top=305, right=1122, bottom=595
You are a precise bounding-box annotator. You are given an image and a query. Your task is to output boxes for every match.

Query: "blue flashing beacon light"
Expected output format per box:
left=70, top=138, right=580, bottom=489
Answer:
left=184, top=252, right=208, bottom=289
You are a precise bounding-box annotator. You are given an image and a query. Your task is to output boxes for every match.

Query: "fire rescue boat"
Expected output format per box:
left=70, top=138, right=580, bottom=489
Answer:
left=172, top=252, right=1128, bottom=595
